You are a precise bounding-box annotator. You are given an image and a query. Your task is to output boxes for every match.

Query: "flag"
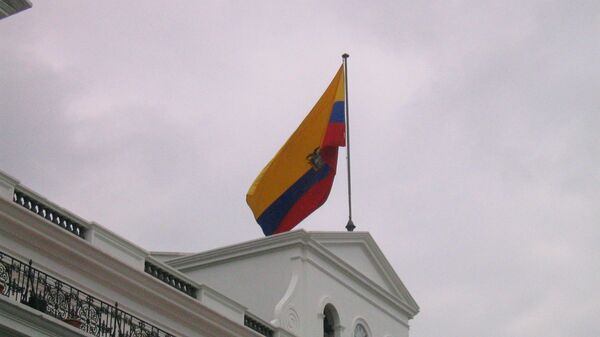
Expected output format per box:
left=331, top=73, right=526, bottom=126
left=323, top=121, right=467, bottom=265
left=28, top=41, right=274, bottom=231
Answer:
left=247, top=66, right=346, bottom=236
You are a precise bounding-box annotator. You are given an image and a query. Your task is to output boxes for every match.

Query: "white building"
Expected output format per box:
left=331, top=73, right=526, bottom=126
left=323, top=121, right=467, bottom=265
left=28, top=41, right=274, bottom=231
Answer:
left=0, top=168, right=418, bottom=337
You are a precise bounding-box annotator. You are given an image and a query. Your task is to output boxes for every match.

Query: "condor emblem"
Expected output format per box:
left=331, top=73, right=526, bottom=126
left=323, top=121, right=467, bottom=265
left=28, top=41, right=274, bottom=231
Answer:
left=306, top=147, right=325, bottom=171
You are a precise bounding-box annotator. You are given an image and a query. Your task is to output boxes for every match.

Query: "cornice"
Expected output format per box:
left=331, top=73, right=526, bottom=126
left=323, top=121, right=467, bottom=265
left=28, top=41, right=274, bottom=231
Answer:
left=168, top=230, right=311, bottom=270
left=303, top=237, right=419, bottom=319
left=309, top=232, right=420, bottom=312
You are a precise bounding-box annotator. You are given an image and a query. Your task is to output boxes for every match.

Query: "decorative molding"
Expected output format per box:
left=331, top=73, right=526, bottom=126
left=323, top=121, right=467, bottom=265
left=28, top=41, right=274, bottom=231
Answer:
left=318, top=295, right=332, bottom=313
left=272, top=249, right=309, bottom=337
left=169, top=231, right=309, bottom=271
left=285, top=308, right=299, bottom=332
left=273, top=257, right=302, bottom=332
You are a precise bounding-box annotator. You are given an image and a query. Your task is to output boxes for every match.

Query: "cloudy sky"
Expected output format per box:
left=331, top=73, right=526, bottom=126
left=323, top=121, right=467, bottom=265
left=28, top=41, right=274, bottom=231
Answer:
left=1, top=1, right=599, bottom=336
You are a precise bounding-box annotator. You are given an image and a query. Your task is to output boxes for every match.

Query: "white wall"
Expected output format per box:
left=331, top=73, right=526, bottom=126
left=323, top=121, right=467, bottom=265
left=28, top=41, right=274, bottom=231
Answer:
left=177, top=238, right=413, bottom=337
left=304, top=253, right=410, bottom=337
left=183, top=246, right=300, bottom=321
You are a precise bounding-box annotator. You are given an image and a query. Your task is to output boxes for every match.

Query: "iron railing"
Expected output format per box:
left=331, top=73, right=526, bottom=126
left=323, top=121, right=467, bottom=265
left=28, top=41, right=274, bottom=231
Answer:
left=0, top=250, right=176, bottom=337
left=144, top=261, right=197, bottom=298
left=13, top=189, right=86, bottom=238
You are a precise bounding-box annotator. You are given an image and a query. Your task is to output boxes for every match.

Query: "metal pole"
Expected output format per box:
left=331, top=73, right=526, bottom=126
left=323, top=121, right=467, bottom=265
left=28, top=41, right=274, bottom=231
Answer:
left=342, top=53, right=356, bottom=232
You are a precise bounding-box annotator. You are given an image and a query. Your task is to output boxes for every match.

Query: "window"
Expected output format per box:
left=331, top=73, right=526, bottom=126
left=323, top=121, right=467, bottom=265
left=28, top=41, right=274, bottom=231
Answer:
left=353, top=323, right=368, bottom=337
left=323, top=304, right=339, bottom=337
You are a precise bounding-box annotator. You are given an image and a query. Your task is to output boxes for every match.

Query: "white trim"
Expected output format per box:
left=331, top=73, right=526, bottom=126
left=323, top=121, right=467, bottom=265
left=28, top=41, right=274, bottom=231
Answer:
left=169, top=231, right=309, bottom=270
left=273, top=258, right=302, bottom=326
left=318, top=295, right=335, bottom=314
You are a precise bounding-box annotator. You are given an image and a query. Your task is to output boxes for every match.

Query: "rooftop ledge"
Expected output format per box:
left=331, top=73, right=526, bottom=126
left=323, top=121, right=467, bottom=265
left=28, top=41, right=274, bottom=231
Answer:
left=0, top=169, right=284, bottom=337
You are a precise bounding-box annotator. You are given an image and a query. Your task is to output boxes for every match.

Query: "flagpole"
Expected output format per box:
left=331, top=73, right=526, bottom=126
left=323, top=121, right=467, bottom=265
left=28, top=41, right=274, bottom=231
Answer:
left=342, top=53, right=356, bottom=232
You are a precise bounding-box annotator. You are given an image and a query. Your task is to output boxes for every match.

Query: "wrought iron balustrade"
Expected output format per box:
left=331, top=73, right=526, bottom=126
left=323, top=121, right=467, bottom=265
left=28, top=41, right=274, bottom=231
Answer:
left=0, top=251, right=176, bottom=337
left=12, top=189, right=86, bottom=238
left=144, top=261, right=197, bottom=298
left=244, top=314, right=274, bottom=337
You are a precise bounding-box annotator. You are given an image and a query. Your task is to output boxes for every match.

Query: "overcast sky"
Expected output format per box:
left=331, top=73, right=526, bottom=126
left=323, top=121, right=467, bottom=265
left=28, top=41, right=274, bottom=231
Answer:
left=1, top=1, right=599, bottom=337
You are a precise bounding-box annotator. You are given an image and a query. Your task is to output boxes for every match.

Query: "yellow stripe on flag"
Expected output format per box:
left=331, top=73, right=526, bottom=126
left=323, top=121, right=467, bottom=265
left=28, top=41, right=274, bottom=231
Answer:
left=247, top=66, right=345, bottom=218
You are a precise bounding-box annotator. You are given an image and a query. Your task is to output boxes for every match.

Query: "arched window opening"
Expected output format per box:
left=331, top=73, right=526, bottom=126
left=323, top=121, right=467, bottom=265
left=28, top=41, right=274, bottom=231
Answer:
left=323, top=304, right=339, bottom=337
left=353, top=323, right=368, bottom=337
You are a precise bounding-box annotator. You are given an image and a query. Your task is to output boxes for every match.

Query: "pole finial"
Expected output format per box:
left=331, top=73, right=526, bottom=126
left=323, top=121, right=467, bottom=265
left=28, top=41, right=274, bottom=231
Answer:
left=342, top=53, right=349, bottom=59
left=345, top=219, right=355, bottom=232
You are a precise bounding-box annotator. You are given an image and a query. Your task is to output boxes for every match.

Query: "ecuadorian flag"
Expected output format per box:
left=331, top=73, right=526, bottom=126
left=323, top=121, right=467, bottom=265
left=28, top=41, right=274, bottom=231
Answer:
left=247, top=66, right=346, bottom=236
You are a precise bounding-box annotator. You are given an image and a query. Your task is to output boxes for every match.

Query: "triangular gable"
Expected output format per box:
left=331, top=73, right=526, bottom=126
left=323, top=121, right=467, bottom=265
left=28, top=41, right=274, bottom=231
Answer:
left=309, top=232, right=419, bottom=311
left=165, top=230, right=419, bottom=317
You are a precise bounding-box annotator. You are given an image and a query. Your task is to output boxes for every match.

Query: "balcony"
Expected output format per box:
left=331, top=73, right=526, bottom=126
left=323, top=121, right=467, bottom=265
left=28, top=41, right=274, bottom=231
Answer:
left=0, top=250, right=176, bottom=337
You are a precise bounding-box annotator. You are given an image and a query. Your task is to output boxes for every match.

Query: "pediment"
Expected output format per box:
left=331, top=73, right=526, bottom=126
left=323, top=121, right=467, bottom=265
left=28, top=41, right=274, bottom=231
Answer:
left=308, top=232, right=418, bottom=311
left=165, top=230, right=419, bottom=317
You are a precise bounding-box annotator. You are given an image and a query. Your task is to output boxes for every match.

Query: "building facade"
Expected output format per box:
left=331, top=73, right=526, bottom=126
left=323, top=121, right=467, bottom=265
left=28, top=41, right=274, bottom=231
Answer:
left=0, top=169, right=418, bottom=337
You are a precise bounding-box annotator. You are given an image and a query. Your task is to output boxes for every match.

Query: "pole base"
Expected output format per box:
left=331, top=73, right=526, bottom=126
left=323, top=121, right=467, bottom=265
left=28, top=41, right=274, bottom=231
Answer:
left=345, top=219, right=356, bottom=232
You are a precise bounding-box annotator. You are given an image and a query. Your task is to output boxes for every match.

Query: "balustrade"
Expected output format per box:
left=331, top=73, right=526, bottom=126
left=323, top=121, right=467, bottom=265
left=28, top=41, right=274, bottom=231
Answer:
left=0, top=251, right=176, bottom=337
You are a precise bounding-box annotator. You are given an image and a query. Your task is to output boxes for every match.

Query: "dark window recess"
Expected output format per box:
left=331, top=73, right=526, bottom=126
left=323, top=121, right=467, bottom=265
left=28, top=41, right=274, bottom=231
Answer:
left=323, top=303, right=340, bottom=337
